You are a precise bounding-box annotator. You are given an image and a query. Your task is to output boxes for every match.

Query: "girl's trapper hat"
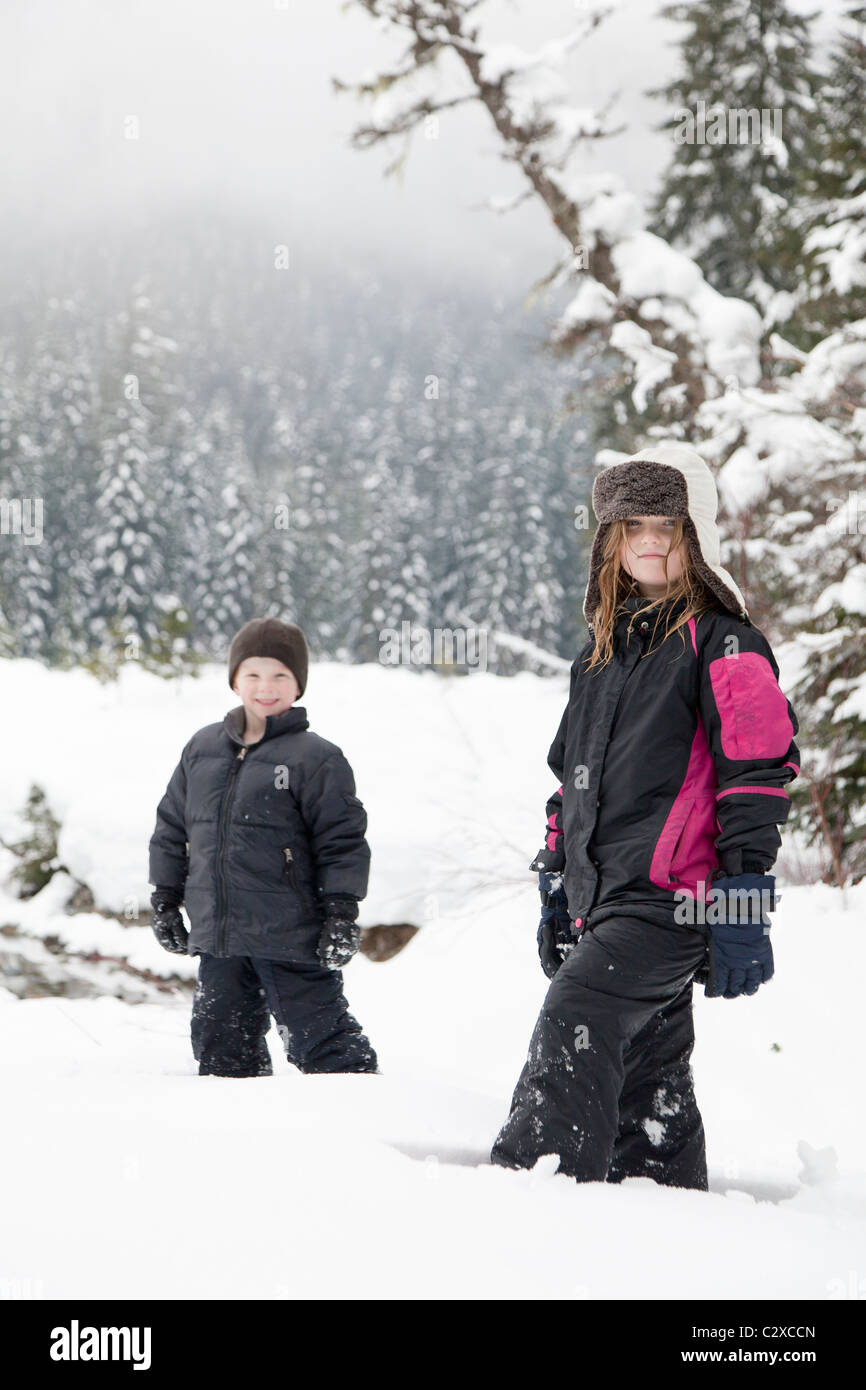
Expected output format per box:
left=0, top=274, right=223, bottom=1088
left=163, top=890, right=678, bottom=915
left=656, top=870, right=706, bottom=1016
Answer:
left=583, top=441, right=748, bottom=627
left=228, top=618, right=309, bottom=695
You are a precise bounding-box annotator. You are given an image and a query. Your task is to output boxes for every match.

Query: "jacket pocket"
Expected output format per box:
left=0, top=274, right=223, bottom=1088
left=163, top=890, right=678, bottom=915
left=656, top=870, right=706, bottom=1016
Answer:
left=669, top=795, right=718, bottom=888
left=650, top=795, right=718, bottom=891
left=649, top=798, right=692, bottom=889
left=666, top=811, right=692, bottom=885
left=282, top=847, right=316, bottom=913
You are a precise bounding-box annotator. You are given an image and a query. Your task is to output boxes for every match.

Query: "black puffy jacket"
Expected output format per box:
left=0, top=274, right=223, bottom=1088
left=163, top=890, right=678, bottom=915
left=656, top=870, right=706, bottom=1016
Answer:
left=148, top=705, right=370, bottom=961
left=532, top=595, right=800, bottom=931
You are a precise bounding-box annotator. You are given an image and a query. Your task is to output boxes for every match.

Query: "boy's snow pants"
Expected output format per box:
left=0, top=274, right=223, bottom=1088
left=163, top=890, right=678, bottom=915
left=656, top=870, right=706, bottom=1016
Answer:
left=190, top=952, right=378, bottom=1076
left=490, top=913, right=710, bottom=1189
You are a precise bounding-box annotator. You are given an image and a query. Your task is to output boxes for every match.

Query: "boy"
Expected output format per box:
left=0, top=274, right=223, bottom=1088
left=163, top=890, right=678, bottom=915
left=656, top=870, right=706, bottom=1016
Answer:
left=148, top=617, right=378, bottom=1076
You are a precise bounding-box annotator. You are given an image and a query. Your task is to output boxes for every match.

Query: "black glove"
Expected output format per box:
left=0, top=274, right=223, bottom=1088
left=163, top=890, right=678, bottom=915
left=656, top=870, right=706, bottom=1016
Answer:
left=150, top=889, right=189, bottom=955
left=536, top=870, right=576, bottom=980
left=317, top=895, right=361, bottom=970
left=704, top=873, right=778, bottom=999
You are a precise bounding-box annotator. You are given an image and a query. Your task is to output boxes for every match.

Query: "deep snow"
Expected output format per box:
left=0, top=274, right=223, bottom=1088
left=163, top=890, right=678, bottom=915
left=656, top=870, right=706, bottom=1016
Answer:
left=0, top=659, right=864, bottom=1299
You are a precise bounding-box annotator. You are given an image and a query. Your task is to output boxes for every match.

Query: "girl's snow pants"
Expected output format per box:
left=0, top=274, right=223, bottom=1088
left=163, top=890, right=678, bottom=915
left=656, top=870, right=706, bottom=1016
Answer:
left=190, top=952, right=378, bottom=1076
left=490, top=913, right=710, bottom=1189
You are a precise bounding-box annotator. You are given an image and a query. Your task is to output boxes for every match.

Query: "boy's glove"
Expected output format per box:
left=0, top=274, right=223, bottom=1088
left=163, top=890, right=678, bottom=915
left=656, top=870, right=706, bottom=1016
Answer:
left=536, top=870, right=576, bottom=980
left=150, top=889, right=189, bottom=955
left=704, top=873, right=778, bottom=999
left=317, top=895, right=361, bottom=970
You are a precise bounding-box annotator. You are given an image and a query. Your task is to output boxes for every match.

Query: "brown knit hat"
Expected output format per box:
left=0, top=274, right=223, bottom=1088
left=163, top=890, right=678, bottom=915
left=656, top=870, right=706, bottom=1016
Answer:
left=227, top=618, right=309, bottom=695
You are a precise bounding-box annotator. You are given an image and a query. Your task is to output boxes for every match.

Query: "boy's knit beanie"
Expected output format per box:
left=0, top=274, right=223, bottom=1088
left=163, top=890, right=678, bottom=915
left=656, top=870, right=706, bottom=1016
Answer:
left=228, top=618, right=309, bottom=695
left=583, top=441, right=748, bottom=627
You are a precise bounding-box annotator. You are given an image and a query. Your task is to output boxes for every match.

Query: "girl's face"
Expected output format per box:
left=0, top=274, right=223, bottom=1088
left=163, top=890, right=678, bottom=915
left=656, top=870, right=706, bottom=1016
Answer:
left=619, top=516, right=684, bottom=597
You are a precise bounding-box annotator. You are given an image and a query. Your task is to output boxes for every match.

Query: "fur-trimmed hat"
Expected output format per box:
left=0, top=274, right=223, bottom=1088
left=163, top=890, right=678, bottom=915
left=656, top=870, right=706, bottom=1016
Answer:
left=227, top=618, right=309, bottom=695
left=583, top=442, right=747, bottom=626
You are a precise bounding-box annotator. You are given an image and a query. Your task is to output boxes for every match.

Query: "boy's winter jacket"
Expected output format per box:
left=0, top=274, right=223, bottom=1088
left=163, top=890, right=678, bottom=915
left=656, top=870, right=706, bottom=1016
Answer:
left=532, top=443, right=800, bottom=932
left=149, top=705, right=370, bottom=962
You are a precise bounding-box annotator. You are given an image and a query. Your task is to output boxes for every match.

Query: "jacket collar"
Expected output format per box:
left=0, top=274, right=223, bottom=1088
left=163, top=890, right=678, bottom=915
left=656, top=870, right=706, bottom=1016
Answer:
left=618, top=592, right=691, bottom=617
left=224, top=704, right=310, bottom=747
left=612, top=593, right=694, bottom=643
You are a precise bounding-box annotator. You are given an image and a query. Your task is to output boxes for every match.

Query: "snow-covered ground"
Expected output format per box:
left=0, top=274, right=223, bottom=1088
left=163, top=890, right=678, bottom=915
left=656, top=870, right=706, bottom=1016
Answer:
left=1, top=659, right=864, bottom=1299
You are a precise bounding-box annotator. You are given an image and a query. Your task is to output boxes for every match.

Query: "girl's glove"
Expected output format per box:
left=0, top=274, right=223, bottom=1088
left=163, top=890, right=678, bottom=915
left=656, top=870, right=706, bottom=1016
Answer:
left=317, top=895, right=361, bottom=970
left=150, top=889, right=189, bottom=955
left=704, top=873, right=777, bottom=999
left=537, top=870, right=576, bottom=980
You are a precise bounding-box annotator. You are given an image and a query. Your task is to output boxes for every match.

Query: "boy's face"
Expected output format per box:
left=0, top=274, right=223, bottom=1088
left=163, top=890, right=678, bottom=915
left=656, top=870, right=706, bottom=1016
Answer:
left=232, top=656, right=300, bottom=719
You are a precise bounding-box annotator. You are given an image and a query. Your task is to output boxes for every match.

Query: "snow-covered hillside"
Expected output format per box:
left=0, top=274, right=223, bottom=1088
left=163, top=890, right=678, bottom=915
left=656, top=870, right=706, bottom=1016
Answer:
left=0, top=659, right=864, bottom=1299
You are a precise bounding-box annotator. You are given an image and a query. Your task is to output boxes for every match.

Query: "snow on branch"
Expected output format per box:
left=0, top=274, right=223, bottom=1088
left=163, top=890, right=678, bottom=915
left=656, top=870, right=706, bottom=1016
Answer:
left=336, top=0, right=864, bottom=489
left=335, top=0, right=760, bottom=425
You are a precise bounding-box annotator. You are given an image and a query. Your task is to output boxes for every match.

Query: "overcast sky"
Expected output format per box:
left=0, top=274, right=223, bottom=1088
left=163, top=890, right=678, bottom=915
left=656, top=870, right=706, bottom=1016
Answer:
left=0, top=0, right=848, bottom=289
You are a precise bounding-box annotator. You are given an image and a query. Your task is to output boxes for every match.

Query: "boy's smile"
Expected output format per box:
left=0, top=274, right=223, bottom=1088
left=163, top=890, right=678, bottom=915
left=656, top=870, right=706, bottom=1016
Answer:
left=232, top=656, right=300, bottom=742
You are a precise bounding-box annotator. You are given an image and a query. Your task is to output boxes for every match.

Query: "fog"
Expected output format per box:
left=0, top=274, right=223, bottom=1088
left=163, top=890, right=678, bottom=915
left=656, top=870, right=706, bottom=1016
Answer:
left=0, top=0, right=848, bottom=289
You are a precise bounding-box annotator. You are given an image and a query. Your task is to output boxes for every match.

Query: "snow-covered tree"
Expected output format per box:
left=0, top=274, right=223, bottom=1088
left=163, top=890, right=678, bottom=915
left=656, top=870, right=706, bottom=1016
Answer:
left=84, top=285, right=193, bottom=679
left=648, top=0, right=820, bottom=314
left=757, top=325, right=866, bottom=885
left=0, top=294, right=101, bottom=666
left=783, top=4, right=866, bottom=348
left=178, top=396, right=259, bottom=656
left=336, top=0, right=866, bottom=882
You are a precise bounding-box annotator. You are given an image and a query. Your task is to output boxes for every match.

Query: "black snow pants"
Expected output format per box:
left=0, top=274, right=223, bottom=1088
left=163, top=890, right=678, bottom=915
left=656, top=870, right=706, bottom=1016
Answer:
left=490, top=913, right=709, bottom=1189
left=190, top=953, right=378, bottom=1076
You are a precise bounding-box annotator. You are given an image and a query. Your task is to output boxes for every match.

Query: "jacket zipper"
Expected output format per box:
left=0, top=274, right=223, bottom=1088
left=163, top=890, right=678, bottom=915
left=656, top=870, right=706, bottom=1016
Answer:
left=581, top=619, right=652, bottom=924
left=594, top=621, right=648, bottom=793
left=215, top=745, right=248, bottom=955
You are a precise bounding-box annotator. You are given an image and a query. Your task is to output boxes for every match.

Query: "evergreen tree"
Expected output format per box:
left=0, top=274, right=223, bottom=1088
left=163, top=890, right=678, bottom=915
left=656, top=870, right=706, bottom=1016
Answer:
left=0, top=297, right=100, bottom=665
left=179, top=396, right=260, bottom=655
left=84, top=284, right=192, bottom=679
left=371, top=452, right=434, bottom=657
left=784, top=462, right=866, bottom=887
left=648, top=0, right=820, bottom=312
left=0, top=334, right=38, bottom=658
left=2, top=784, right=62, bottom=898
left=783, top=4, right=866, bottom=348
left=0, top=226, right=592, bottom=676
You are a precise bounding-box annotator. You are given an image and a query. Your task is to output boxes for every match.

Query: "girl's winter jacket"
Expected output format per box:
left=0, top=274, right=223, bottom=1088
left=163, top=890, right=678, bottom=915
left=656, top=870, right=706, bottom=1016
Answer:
left=148, top=705, right=370, bottom=961
left=532, top=594, right=800, bottom=931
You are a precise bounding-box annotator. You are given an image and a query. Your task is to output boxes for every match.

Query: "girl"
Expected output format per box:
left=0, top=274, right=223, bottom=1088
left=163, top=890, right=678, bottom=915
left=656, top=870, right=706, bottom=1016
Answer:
left=490, top=442, right=800, bottom=1189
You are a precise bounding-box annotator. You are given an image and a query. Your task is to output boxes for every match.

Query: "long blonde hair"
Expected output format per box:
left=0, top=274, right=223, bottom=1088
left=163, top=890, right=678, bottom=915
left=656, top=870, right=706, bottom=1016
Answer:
left=585, top=519, right=720, bottom=670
